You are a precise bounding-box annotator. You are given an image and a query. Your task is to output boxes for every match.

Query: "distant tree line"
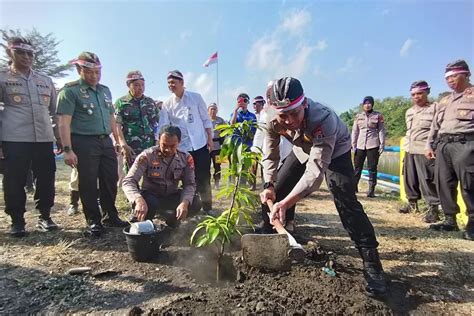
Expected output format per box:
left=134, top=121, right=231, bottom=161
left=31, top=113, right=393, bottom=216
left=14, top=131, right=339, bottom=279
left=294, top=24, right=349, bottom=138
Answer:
left=339, top=92, right=451, bottom=145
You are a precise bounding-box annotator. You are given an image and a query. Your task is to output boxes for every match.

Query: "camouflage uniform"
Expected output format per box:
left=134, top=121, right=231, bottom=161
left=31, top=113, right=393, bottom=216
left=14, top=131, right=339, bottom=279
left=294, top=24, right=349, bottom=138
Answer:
left=115, top=93, right=159, bottom=158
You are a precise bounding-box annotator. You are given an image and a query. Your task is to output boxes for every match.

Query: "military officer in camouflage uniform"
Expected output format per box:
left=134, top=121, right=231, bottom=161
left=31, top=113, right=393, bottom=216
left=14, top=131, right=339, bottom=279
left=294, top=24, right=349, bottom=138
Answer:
left=57, top=52, right=127, bottom=236
left=114, top=70, right=159, bottom=169
left=399, top=81, right=441, bottom=222
left=426, top=60, right=474, bottom=240
left=122, top=125, right=201, bottom=227
left=260, top=77, right=387, bottom=296
left=0, top=37, right=61, bottom=237
left=352, top=96, right=386, bottom=197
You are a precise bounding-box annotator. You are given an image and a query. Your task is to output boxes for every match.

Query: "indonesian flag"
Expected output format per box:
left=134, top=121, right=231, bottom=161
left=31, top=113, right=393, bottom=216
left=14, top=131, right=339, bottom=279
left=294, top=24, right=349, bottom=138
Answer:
left=203, top=52, right=218, bottom=67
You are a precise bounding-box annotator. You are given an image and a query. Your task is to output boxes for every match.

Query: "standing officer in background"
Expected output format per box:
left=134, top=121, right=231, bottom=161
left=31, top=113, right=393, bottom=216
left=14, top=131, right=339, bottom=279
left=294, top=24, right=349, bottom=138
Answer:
left=0, top=37, right=61, bottom=237
left=250, top=96, right=266, bottom=190
left=352, top=96, right=386, bottom=197
left=399, top=81, right=440, bottom=222
left=426, top=60, right=474, bottom=240
left=57, top=52, right=127, bottom=237
left=159, top=70, right=214, bottom=214
left=260, top=77, right=387, bottom=296
left=114, top=70, right=160, bottom=171
left=122, top=125, right=201, bottom=227
left=208, top=103, right=226, bottom=189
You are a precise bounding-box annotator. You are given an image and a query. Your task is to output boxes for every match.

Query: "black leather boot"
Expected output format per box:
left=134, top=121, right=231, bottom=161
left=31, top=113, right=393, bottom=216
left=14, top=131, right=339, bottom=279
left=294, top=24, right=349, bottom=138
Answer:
left=423, top=205, right=440, bottom=223
left=367, top=181, right=376, bottom=198
left=429, top=214, right=459, bottom=231
left=399, top=200, right=418, bottom=214
left=462, top=221, right=474, bottom=241
left=10, top=216, right=26, bottom=237
left=358, top=248, right=388, bottom=297
left=37, top=210, right=58, bottom=231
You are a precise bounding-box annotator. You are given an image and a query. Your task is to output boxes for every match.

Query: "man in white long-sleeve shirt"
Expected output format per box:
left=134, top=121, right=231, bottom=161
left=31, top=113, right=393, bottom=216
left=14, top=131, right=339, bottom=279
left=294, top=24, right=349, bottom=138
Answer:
left=159, top=70, right=214, bottom=214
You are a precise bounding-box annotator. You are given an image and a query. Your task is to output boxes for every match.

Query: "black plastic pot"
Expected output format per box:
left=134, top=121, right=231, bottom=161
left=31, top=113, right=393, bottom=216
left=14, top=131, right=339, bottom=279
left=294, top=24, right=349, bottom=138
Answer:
left=123, top=226, right=160, bottom=262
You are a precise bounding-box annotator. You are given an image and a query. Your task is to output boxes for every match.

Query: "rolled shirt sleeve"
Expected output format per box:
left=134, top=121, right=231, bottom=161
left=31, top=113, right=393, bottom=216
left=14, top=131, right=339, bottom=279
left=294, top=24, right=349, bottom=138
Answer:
left=180, top=154, right=197, bottom=205
left=262, top=122, right=281, bottom=183
left=122, top=152, right=148, bottom=203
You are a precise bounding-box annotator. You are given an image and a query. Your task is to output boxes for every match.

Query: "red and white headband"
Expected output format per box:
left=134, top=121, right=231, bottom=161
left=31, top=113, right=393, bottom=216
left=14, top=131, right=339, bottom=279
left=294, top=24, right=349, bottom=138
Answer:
left=445, top=67, right=470, bottom=78
left=70, top=58, right=102, bottom=69
left=9, top=43, right=34, bottom=52
left=271, top=94, right=305, bottom=112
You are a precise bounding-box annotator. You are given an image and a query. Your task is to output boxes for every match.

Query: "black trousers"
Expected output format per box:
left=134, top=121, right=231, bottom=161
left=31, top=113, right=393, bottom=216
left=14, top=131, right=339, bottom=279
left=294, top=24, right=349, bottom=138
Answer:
left=403, top=153, right=439, bottom=205
left=261, top=150, right=379, bottom=249
left=138, top=190, right=202, bottom=226
left=209, top=149, right=221, bottom=182
left=2, top=142, right=55, bottom=220
left=190, top=145, right=212, bottom=211
left=354, top=147, right=380, bottom=186
left=435, top=140, right=474, bottom=221
left=72, top=135, right=120, bottom=225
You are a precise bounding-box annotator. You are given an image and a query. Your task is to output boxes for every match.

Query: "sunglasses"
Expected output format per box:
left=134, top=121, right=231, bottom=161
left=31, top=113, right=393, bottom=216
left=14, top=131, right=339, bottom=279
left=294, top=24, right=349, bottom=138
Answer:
left=14, top=49, right=34, bottom=57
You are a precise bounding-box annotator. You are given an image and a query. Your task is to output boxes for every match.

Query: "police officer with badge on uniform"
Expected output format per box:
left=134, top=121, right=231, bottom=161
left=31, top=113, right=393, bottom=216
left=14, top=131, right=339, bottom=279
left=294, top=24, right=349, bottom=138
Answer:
left=260, top=77, right=388, bottom=296
left=114, top=70, right=160, bottom=169
left=352, top=96, right=386, bottom=197
left=426, top=60, right=474, bottom=240
left=57, top=52, right=127, bottom=236
left=122, top=125, right=201, bottom=227
left=399, top=81, right=441, bottom=222
left=0, top=37, right=61, bottom=237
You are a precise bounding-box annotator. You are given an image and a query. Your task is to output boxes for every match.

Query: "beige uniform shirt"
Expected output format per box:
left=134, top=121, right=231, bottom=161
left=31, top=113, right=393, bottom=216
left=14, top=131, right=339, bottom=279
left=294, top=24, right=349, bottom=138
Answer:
left=0, top=67, right=57, bottom=142
left=263, top=99, right=352, bottom=198
left=351, top=111, right=386, bottom=150
left=427, top=86, right=474, bottom=150
left=405, top=103, right=436, bottom=154
left=122, top=146, right=196, bottom=205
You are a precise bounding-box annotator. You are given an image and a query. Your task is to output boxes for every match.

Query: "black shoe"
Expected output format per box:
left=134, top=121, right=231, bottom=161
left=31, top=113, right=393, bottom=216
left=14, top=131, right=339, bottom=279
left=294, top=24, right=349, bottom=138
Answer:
left=102, top=217, right=128, bottom=228
left=399, top=201, right=418, bottom=214
left=462, top=222, right=474, bottom=241
left=429, top=215, right=459, bottom=231
left=89, top=223, right=104, bottom=236
left=423, top=205, right=440, bottom=223
left=37, top=217, right=59, bottom=231
left=10, top=222, right=26, bottom=238
left=359, top=248, right=388, bottom=297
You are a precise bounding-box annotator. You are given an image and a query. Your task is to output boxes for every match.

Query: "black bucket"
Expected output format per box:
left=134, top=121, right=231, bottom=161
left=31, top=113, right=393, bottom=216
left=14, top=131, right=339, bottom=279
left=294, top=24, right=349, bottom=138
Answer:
left=123, top=226, right=160, bottom=262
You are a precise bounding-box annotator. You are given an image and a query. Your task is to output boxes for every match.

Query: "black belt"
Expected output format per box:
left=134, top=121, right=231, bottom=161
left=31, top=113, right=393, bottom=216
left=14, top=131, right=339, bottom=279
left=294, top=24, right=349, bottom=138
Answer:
left=72, top=134, right=109, bottom=139
left=438, top=133, right=474, bottom=143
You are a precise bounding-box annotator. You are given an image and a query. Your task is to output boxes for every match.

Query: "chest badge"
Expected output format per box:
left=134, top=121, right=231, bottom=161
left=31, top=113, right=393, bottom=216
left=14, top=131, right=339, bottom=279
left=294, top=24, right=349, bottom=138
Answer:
left=312, top=126, right=324, bottom=139
left=459, top=110, right=468, bottom=117
left=13, top=95, right=22, bottom=103
left=43, top=96, right=50, bottom=103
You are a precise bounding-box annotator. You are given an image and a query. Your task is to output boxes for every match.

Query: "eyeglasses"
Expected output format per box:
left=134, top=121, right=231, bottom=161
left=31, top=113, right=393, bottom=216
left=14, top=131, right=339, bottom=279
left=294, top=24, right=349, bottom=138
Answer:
left=14, top=49, right=34, bottom=57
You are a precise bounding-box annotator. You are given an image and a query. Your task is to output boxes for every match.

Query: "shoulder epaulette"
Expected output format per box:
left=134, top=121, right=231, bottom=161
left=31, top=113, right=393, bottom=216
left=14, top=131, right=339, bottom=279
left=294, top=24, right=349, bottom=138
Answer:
left=64, top=80, right=80, bottom=88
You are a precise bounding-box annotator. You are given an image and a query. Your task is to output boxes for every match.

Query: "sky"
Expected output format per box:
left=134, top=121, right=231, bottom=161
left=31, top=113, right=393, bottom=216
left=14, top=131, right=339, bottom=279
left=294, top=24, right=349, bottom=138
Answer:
left=0, top=0, right=473, bottom=117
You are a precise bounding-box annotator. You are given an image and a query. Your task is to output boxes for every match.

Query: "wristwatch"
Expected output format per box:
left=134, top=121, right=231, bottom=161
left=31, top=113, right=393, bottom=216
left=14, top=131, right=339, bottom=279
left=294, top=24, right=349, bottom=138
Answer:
left=263, top=182, right=274, bottom=189
left=63, top=146, right=72, bottom=153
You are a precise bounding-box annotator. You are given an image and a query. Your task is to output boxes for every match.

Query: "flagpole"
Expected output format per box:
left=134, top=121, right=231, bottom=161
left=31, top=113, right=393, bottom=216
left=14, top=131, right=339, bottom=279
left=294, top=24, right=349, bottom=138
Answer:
left=216, top=51, right=219, bottom=106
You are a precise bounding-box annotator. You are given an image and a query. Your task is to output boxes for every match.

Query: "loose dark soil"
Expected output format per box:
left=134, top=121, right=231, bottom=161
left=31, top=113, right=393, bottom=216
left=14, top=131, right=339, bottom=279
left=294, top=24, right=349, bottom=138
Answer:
left=0, top=164, right=473, bottom=314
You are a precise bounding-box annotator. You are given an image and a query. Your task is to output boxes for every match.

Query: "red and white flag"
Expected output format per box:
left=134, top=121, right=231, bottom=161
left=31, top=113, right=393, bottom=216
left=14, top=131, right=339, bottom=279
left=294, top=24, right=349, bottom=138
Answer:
left=203, top=52, right=218, bottom=67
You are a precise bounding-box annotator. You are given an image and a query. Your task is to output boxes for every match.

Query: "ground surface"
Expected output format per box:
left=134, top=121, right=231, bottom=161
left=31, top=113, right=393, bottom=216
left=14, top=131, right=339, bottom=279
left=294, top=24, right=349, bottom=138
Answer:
left=0, top=163, right=473, bottom=315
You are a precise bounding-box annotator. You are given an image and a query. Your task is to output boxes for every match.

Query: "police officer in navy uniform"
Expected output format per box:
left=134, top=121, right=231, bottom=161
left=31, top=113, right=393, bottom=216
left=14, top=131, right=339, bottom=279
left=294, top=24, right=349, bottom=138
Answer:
left=426, top=60, right=474, bottom=240
left=260, top=77, right=387, bottom=296
left=57, top=52, right=127, bottom=236
left=0, top=37, right=61, bottom=237
left=352, top=96, right=386, bottom=197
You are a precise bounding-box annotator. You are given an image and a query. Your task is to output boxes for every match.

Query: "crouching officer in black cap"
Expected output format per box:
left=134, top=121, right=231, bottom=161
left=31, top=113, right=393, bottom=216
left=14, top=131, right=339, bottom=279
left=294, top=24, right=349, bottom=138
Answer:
left=57, top=52, right=127, bottom=237
left=426, top=60, right=474, bottom=240
left=260, top=77, right=388, bottom=296
left=122, top=125, right=201, bottom=227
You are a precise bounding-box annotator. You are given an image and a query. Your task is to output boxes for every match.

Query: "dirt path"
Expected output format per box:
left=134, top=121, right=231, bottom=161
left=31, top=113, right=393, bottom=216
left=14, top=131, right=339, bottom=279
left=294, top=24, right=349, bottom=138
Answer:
left=0, top=164, right=473, bottom=314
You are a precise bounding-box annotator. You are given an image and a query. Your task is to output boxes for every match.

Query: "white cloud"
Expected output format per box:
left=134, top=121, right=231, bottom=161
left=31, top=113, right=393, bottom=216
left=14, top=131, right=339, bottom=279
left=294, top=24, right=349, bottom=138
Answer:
left=338, top=57, right=362, bottom=73
left=183, top=72, right=215, bottom=104
left=246, top=36, right=283, bottom=72
left=286, top=45, right=314, bottom=77
left=400, top=38, right=415, bottom=57
left=281, top=9, right=311, bottom=35
left=315, top=40, right=328, bottom=51
left=180, top=30, right=192, bottom=40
